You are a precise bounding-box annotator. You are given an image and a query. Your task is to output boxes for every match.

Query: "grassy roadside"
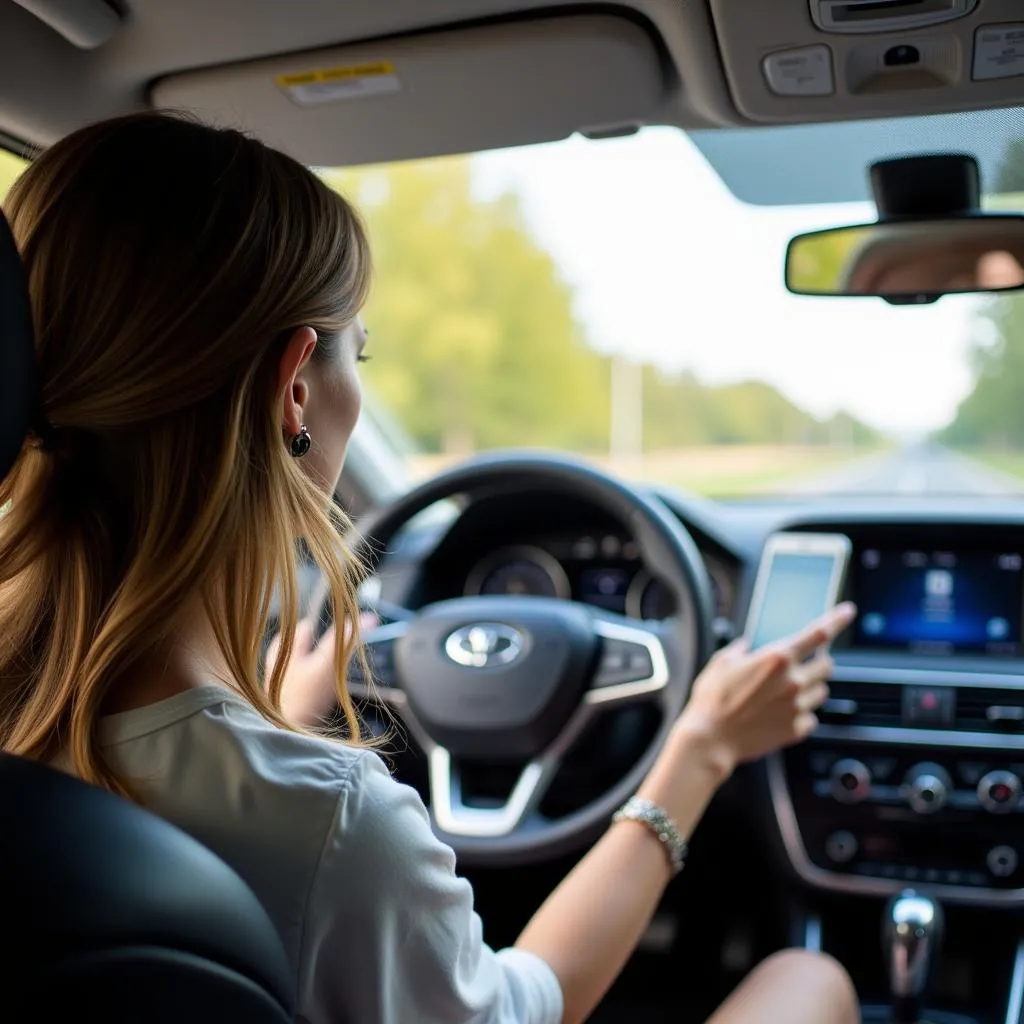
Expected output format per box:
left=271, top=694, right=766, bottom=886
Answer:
left=955, top=448, right=1024, bottom=481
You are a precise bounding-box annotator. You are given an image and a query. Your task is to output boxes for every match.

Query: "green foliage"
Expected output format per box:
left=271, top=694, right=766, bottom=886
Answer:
left=943, top=291, right=1024, bottom=447
left=995, top=140, right=1024, bottom=196
left=314, top=158, right=879, bottom=455
left=321, top=159, right=609, bottom=453
left=788, top=226, right=873, bottom=294
left=0, top=148, right=25, bottom=203
left=935, top=143, right=1024, bottom=448
left=641, top=368, right=877, bottom=447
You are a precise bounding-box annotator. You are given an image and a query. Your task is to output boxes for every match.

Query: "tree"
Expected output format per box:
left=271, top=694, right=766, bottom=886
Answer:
left=641, top=367, right=876, bottom=448
left=321, top=160, right=609, bottom=454
left=932, top=140, right=1024, bottom=449
left=942, top=292, right=1024, bottom=447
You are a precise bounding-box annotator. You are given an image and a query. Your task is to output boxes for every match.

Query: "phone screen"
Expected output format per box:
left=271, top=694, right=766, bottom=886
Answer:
left=748, top=551, right=842, bottom=650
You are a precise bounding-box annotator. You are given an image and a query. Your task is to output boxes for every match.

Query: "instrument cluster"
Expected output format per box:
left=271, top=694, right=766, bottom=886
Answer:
left=462, top=531, right=737, bottom=622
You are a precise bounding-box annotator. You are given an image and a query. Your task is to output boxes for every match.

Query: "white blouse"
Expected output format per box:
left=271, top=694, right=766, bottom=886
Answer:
left=99, top=686, right=564, bottom=1024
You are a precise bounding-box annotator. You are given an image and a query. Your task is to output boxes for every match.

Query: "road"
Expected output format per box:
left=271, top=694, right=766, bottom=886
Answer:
left=794, top=444, right=1024, bottom=496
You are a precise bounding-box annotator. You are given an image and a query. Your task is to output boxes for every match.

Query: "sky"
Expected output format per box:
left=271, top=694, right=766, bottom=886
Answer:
left=472, top=127, right=988, bottom=439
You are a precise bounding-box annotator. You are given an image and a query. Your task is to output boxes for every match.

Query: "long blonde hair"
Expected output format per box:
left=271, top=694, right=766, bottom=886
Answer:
left=0, top=111, right=373, bottom=797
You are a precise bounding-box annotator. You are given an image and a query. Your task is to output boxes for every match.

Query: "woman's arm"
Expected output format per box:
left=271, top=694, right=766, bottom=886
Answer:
left=514, top=720, right=729, bottom=1024
left=515, top=603, right=855, bottom=1024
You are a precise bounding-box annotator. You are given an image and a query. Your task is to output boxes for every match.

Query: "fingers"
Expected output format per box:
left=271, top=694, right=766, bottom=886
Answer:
left=266, top=618, right=324, bottom=676
left=316, top=623, right=338, bottom=664
left=294, top=618, right=316, bottom=654
left=787, top=602, right=857, bottom=661
left=793, top=711, right=819, bottom=740
left=794, top=649, right=834, bottom=686
left=265, top=632, right=281, bottom=675
left=796, top=680, right=829, bottom=712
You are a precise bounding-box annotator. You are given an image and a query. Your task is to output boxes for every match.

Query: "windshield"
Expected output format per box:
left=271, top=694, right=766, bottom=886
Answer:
left=5, top=125, right=1023, bottom=500
left=321, top=127, right=1024, bottom=500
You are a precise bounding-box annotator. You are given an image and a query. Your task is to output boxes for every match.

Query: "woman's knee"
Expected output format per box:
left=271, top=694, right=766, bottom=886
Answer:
left=752, top=949, right=859, bottom=1019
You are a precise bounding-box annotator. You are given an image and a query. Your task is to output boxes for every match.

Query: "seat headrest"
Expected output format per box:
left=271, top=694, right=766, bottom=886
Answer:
left=0, top=210, right=36, bottom=480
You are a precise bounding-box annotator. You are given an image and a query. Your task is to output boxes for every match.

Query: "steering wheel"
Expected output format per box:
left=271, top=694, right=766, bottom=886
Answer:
left=323, top=451, right=715, bottom=865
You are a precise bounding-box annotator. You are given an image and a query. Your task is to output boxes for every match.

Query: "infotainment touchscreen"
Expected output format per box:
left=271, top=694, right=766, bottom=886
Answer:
left=852, top=548, right=1024, bottom=655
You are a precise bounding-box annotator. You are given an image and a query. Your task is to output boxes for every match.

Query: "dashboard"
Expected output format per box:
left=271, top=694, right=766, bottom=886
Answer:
left=461, top=535, right=736, bottom=623
left=371, top=485, right=1024, bottom=908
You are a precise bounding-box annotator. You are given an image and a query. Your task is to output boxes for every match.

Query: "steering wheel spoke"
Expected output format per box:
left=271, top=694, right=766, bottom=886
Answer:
left=347, top=619, right=410, bottom=705
left=586, top=616, right=672, bottom=707
left=428, top=746, right=557, bottom=838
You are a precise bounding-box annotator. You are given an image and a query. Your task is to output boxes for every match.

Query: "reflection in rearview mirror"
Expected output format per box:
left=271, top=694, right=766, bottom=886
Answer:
left=785, top=215, right=1024, bottom=301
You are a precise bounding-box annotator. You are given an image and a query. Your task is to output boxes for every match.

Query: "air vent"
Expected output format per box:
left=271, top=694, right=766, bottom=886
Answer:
left=811, top=0, right=977, bottom=34
left=821, top=681, right=902, bottom=726
left=954, top=688, right=1024, bottom=732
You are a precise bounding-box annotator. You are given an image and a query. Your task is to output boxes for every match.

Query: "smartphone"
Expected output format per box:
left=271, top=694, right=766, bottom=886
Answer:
left=744, top=532, right=852, bottom=650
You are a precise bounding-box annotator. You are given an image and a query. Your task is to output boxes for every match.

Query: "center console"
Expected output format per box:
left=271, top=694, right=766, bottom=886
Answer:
left=768, top=522, right=1024, bottom=906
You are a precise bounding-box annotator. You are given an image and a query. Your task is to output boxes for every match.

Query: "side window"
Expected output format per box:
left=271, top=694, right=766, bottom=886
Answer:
left=0, top=148, right=27, bottom=203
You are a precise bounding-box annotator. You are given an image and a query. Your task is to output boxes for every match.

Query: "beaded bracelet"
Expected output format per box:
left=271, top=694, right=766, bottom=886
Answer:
left=612, top=796, right=687, bottom=876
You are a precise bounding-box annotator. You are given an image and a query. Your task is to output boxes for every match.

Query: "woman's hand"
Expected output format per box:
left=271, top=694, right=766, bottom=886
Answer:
left=267, top=612, right=377, bottom=728
left=517, top=601, right=857, bottom=1024
left=672, top=601, right=857, bottom=778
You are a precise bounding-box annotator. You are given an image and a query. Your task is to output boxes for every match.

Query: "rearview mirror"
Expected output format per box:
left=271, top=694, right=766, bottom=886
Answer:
left=785, top=215, right=1024, bottom=302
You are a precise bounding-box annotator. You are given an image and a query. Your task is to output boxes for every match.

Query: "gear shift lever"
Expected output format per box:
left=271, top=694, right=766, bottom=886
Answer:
left=882, top=890, right=944, bottom=1024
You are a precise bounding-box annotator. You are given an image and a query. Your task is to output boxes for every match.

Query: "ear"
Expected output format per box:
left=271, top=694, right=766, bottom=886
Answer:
left=278, top=327, right=318, bottom=437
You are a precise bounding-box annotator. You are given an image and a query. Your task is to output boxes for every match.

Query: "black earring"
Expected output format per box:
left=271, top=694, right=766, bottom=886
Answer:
left=290, top=424, right=312, bottom=458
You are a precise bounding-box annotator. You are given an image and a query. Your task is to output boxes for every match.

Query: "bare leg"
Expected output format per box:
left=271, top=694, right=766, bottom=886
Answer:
left=706, top=949, right=860, bottom=1024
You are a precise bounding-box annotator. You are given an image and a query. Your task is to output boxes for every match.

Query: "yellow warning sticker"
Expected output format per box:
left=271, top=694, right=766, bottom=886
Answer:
left=275, top=61, right=400, bottom=107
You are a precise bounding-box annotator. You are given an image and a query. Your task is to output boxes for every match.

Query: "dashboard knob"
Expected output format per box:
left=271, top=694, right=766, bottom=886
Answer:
left=830, top=758, right=872, bottom=804
left=904, top=763, right=951, bottom=814
left=977, top=770, right=1022, bottom=814
left=987, top=845, right=1019, bottom=878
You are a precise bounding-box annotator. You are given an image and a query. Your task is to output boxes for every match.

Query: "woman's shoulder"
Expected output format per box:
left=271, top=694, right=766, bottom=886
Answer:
left=101, top=685, right=415, bottom=958
left=99, top=683, right=414, bottom=866
left=101, top=683, right=386, bottom=797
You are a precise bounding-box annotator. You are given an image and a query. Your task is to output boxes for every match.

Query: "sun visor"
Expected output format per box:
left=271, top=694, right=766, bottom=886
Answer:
left=150, top=13, right=670, bottom=167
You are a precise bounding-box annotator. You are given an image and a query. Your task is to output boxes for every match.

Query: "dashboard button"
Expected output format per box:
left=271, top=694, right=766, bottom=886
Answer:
left=825, top=830, right=858, bottom=864
left=349, top=639, right=398, bottom=688
left=978, top=770, right=1022, bottom=813
left=987, top=845, right=1019, bottom=878
left=829, top=759, right=872, bottom=804
left=902, top=685, right=955, bottom=726
left=592, top=639, right=654, bottom=688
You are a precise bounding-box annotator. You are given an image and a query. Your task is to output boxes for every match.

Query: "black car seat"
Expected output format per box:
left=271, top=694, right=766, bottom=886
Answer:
left=0, top=208, right=295, bottom=1022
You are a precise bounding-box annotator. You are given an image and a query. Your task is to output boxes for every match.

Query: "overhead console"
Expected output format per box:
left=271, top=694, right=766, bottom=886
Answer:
left=708, top=0, right=1024, bottom=123
left=762, top=520, right=1024, bottom=906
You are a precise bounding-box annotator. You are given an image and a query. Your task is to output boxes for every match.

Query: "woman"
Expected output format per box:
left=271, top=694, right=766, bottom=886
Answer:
left=0, top=112, right=859, bottom=1024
